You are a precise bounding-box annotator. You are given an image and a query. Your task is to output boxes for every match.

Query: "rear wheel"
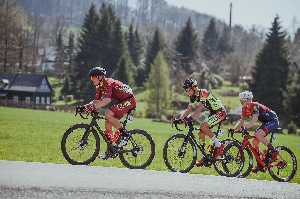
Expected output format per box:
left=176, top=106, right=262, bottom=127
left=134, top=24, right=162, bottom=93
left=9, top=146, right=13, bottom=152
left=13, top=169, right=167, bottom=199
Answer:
left=268, top=145, right=297, bottom=182
left=163, top=134, right=197, bottom=173
left=61, top=124, right=100, bottom=165
left=119, top=129, right=155, bottom=169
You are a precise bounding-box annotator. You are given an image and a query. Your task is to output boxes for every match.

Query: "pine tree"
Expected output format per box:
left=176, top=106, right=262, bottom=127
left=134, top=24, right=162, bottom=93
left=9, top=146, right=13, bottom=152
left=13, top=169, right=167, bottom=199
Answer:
left=284, top=66, right=300, bottom=127
left=175, top=17, right=200, bottom=73
left=201, top=18, right=219, bottom=61
left=145, top=51, right=171, bottom=115
left=175, top=17, right=199, bottom=57
left=249, top=16, right=290, bottom=120
left=72, top=3, right=100, bottom=102
left=144, top=27, right=165, bottom=81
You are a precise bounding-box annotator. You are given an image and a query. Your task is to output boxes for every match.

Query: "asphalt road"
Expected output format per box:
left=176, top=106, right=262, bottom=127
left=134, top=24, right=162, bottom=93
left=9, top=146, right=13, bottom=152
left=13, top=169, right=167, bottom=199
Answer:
left=0, top=160, right=299, bottom=199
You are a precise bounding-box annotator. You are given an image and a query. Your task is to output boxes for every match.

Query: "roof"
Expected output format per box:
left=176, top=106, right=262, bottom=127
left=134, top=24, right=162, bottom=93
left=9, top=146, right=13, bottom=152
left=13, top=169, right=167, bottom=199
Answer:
left=0, top=73, right=53, bottom=93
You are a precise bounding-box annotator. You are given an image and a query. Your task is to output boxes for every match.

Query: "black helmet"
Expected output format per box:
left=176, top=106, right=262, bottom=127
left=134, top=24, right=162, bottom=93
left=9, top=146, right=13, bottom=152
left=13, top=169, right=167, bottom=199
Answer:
left=183, top=78, right=197, bottom=89
left=89, top=67, right=106, bottom=76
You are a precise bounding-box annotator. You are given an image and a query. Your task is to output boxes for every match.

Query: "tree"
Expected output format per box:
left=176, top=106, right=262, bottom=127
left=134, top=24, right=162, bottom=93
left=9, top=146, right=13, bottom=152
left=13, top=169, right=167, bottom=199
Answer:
left=145, top=51, right=171, bottom=115
left=175, top=17, right=200, bottom=73
left=249, top=16, right=290, bottom=121
left=285, top=65, right=300, bottom=127
left=127, top=24, right=143, bottom=67
left=201, top=18, right=219, bottom=61
left=72, top=3, right=100, bottom=102
left=144, top=27, right=165, bottom=81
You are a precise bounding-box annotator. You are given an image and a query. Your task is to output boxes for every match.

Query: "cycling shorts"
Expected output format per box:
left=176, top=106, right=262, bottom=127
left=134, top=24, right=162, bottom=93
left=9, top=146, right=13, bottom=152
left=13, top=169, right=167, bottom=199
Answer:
left=110, top=97, right=136, bottom=119
left=203, top=108, right=227, bottom=128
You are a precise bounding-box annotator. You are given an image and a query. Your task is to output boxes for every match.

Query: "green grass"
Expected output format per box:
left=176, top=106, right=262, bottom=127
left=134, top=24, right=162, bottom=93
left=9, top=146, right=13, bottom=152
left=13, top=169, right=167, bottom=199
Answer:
left=0, top=106, right=299, bottom=183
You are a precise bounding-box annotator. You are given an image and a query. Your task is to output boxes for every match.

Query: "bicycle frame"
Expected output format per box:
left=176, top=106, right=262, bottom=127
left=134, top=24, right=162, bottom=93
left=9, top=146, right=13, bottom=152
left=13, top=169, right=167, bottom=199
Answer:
left=237, top=129, right=285, bottom=169
left=173, top=121, right=223, bottom=162
left=78, top=107, right=137, bottom=154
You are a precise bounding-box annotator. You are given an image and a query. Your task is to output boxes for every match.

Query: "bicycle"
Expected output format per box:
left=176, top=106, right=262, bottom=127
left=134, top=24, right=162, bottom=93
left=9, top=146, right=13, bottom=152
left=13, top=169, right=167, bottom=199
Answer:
left=163, top=119, right=244, bottom=177
left=225, top=128, right=297, bottom=182
left=61, top=106, right=155, bottom=169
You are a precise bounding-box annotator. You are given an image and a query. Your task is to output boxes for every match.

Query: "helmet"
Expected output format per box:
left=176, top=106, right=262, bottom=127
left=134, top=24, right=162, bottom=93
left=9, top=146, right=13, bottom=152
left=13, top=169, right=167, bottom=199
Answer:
left=89, top=67, right=106, bottom=76
left=239, top=91, right=253, bottom=99
left=183, top=78, right=197, bottom=89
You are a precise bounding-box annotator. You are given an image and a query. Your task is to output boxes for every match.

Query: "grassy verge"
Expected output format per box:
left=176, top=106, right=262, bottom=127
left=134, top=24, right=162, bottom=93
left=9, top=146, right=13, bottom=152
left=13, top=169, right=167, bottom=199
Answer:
left=0, top=106, right=299, bottom=183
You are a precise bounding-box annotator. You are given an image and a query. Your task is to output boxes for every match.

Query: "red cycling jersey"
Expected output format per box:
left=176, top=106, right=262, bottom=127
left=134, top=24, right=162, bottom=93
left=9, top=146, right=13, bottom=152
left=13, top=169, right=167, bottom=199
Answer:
left=242, top=102, right=278, bottom=122
left=94, top=78, right=133, bottom=102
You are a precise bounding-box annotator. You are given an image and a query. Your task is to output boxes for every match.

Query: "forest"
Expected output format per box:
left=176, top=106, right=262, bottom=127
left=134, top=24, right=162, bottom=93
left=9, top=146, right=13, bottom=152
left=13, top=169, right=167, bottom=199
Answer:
left=0, top=0, right=300, bottom=130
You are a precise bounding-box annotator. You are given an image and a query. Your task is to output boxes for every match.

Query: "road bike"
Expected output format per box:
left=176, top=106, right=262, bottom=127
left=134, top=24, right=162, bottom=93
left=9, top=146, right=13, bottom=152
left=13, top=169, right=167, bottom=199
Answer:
left=61, top=107, right=155, bottom=169
left=225, top=128, right=297, bottom=182
left=163, top=119, right=244, bottom=177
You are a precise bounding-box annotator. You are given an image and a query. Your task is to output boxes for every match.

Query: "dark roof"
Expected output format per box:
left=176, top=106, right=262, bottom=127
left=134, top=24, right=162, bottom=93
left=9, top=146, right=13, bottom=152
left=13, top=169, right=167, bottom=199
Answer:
left=0, top=73, right=53, bottom=93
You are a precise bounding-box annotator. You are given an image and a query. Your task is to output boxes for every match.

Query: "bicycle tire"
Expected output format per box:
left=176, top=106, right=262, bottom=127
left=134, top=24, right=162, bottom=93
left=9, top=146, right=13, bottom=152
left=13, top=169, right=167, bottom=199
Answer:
left=268, top=145, right=297, bottom=182
left=217, top=141, right=245, bottom=177
left=119, top=129, right=155, bottom=169
left=61, top=123, right=100, bottom=165
left=236, top=146, right=253, bottom=178
left=163, top=134, right=197, bottom=173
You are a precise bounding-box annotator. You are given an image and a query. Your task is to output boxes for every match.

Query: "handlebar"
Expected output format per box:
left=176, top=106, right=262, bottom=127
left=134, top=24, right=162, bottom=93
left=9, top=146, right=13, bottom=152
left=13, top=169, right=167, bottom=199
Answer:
left=171, top=118, right=200, bottom=132
left=75, top=111, right=106, bottom=120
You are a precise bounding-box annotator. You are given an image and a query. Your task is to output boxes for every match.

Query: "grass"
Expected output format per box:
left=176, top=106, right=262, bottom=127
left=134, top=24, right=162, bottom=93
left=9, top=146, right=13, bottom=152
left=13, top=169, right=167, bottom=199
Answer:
left=0, top=106, right=299, bottom=184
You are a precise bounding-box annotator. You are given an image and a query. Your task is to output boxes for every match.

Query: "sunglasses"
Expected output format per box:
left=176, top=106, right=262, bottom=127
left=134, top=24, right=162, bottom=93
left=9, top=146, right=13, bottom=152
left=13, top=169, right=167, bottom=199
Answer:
left=185, top=88, right=191, bottom=92
left=240, top=99, right=247, bottom=103
left=90, top=76, right=98, bottom=81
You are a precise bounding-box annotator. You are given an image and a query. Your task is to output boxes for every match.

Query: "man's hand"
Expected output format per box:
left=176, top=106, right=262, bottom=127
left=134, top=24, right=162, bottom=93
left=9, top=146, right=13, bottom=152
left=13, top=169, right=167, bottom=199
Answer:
left=228, top=128, right=235, bottom=135
left=182, top=116, right=193, bottom=124
left=241, top=126, right=247, bottom=133
left=75, top=106, right=85, bottom=114
left=171, top=118, right=182, bottom=124
left=84, top=104, right=96, bottom=114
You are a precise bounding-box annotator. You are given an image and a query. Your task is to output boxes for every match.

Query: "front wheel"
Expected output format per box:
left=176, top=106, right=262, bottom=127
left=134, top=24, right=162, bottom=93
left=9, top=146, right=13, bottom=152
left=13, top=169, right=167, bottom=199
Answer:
left=119, top=129, right=155, bottom=169
left=163, top=134, right=197, bottom=173
left=61, top=124, right=100, bottom=165
left=217, top=141, right=245, bottom=177
left=268, top=145, right=297, bottom=182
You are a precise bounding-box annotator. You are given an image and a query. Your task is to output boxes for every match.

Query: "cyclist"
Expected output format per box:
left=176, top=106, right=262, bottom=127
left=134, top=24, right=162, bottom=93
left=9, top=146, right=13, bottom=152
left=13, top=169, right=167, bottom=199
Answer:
left=82, top=67, right=136, bottom=159
left=177, top=78, right=227, bottom=167
left=229, top=91, right=279, bottom=172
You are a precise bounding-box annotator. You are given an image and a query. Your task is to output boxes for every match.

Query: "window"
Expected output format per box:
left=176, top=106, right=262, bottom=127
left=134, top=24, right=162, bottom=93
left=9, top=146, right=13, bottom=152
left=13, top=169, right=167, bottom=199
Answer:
left=13, top=96, right=18, bottom=103
left=36, top=97, right=40, bottom=104
left=41, top=97, right=45, bottom=104
left=46, top=97, right=50, bottom=104
left=25, top=97, right=30, bottom=104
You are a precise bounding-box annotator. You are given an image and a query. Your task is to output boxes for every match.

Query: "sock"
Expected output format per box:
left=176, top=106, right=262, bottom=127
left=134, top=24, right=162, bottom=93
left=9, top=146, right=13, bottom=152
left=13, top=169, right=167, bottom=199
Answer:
left=267, top=143, right=276, bottom=152
left=211, top=135, right=221, bottom=147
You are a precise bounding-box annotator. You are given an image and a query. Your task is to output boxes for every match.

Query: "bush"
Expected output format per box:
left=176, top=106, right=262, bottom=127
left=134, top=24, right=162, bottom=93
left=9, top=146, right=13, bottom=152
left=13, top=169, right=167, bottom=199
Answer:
left=287, top=121, right=297, bottom=134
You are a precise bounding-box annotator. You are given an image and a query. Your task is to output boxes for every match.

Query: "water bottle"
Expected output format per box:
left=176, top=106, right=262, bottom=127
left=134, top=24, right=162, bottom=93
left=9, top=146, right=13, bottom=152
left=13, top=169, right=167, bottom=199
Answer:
left=217, top=129, right=224, bottom=136
left=207, top=140, right=214, bottom=153
left=127, top=115, right=133, bottom=123
left=272, top=134, right=277, bottom=142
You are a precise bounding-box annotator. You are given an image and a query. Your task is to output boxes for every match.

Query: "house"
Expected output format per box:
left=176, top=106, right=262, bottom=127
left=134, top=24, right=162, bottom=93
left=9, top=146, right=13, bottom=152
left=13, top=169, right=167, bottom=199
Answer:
left=0, top=72, right=53, bottom=108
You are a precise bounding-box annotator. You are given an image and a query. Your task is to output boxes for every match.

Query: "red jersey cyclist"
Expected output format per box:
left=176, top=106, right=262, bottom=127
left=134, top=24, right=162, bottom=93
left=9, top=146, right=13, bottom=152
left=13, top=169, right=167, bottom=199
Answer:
left=230, top=91, right=279, bottom=172
left=179, top=78, right=227, bottom=167
left=82, top=67, right=136, bottom=159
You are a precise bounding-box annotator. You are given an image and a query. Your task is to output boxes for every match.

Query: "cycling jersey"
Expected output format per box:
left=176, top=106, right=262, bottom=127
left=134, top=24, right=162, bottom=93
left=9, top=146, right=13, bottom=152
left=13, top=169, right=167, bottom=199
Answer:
left=94, top=78, right=133, bottom=102
left=94, top=78, right=136, bottom=119
left=242, top=102, right=278, bottom=122
left=189, top=89, right=224, bottom=112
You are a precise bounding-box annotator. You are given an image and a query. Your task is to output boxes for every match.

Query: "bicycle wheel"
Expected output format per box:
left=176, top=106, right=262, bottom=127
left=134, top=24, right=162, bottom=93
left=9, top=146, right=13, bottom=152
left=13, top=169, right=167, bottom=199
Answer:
left=268, top=145, right=297, bottom=182
left=163, top=134, right=197, bottom=173
left=216, top=141, right=244, bottom=177
left=61, top=124, right=100, bottom=165
left=236, top=146, right=253, bottom=178
left=119, top=129, right=155, bottom=169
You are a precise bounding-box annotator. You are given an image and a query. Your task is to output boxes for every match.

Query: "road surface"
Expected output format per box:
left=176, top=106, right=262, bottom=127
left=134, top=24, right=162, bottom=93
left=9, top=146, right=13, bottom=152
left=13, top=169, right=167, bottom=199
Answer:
left=0, top=160, right=299, bottom=198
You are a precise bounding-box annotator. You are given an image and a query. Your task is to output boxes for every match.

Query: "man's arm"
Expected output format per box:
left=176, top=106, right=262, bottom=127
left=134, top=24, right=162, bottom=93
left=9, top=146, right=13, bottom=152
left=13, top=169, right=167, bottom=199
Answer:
left=180, top=105, right=193, bottom=119
left=190, top=103, right=205, bottom=119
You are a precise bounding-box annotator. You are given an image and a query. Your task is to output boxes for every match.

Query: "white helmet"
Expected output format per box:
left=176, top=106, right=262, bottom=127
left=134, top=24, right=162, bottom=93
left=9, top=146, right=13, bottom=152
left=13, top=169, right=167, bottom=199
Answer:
left=239, top=91, right=253, bottom=99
